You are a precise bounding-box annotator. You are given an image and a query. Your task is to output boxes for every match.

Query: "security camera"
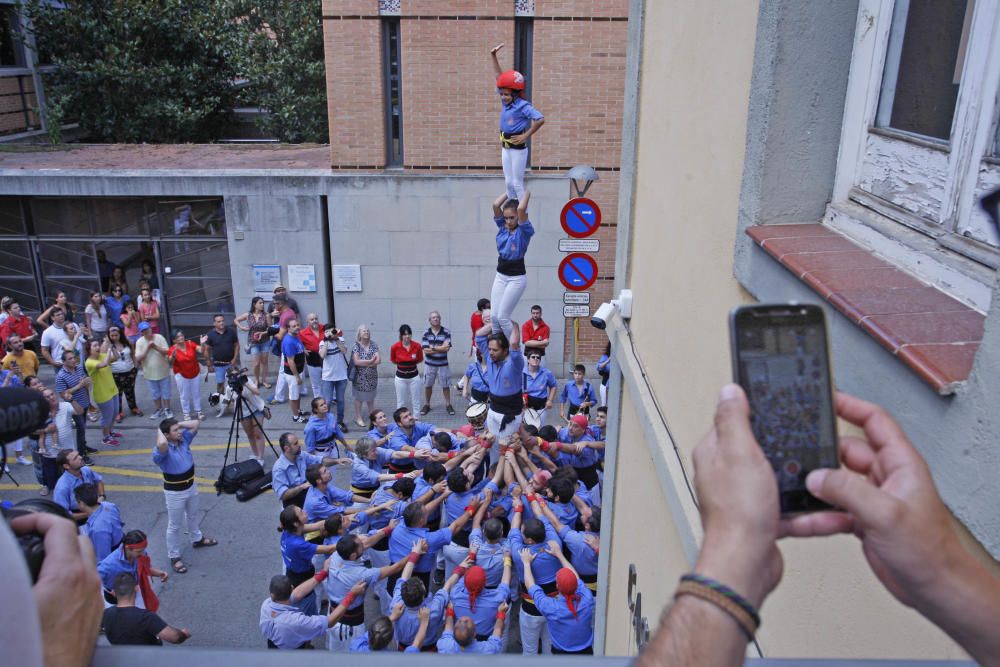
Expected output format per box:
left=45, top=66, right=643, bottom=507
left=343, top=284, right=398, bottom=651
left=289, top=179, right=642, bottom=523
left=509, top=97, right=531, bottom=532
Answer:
left=591, top=302, right=616, bottom=330
left=590, top=290, right=633, bottom=330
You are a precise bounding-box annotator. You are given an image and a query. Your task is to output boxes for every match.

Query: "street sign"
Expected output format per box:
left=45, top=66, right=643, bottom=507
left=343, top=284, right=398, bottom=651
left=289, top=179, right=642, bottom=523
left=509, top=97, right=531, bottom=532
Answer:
left=563, top=305, right=591, bottom=318
left=563, top=292, right=591, bottom=305
left=558, top=253, right=598, bottom=291
left=559, top=238, right=600, bottom=253
left=560, top=197, right=602, bottom=238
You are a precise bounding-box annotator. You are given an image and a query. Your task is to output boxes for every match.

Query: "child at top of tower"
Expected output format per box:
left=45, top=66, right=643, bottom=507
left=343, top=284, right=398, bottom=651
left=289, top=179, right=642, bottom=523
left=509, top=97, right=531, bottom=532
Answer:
left=490, top=42, right=545, bottom=201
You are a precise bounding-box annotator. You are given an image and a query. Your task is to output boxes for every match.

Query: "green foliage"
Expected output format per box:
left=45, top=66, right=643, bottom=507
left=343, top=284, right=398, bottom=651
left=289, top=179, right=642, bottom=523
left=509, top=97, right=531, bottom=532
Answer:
left=23, top=0, right=245, bottom=143
left=234, top=0, right=328, bottom=143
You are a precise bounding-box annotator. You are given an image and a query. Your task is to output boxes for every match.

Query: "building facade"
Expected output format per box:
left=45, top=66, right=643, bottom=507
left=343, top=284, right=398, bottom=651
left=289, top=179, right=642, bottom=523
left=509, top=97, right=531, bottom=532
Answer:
left=599, top=0, right=998, bottom=659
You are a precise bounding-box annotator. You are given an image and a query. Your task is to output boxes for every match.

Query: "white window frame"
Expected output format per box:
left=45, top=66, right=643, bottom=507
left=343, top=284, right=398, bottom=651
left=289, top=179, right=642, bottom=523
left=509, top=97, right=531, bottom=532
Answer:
left=826, top=0, right=1000, bottom=312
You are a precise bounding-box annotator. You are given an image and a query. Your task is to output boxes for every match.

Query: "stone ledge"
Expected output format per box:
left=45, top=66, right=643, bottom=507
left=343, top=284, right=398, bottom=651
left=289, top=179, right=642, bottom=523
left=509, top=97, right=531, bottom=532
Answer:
left=746, top=223, right=984, bottom=395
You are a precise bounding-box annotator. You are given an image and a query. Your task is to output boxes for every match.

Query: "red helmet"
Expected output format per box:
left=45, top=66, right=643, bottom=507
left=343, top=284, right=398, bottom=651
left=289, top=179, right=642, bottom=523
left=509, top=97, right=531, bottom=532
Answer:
left=496, top=69, right=525, bottom=91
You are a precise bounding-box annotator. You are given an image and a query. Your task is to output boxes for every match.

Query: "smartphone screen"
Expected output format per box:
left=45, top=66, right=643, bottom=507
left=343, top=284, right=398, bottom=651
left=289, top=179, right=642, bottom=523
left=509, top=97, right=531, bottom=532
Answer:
left=730, top=304, right=839, bottom=514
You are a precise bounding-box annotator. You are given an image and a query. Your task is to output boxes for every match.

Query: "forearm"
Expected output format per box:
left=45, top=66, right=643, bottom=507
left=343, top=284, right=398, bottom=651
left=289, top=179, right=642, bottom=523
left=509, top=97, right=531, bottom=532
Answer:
left=635, top=596, right=747, bottom=667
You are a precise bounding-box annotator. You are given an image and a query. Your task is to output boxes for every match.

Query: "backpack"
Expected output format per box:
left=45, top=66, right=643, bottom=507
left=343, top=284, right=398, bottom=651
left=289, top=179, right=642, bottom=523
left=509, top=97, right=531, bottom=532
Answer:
left=218, top=459, right=265, bottom=494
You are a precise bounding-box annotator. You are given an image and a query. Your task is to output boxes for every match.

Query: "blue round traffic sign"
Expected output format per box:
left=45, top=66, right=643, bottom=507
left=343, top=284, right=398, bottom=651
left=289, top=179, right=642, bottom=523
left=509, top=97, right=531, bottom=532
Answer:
left=560, top=198, right=602, bottom=238
left=558, top=253, right=598, bottom=291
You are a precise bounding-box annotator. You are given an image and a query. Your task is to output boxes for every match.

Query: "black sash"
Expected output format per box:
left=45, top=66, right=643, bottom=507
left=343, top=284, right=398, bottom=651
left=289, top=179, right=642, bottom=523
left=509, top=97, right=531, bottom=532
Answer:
left=162, top=466, right=195, bottom=491
left=471, top=388, right=489, bottom=403
left=489, top=392, right=522, bottom=416
left=496, top=257, right=526, bottom=276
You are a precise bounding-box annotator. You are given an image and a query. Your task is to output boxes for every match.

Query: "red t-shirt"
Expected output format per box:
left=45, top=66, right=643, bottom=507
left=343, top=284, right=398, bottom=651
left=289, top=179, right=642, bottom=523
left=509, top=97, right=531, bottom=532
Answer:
left=0, top=314, right=33, bottom=344
left=169, top=340, right=201, bottom=378
left=390, top=340, right=423, bottom=379
left=522, top=319, right=551, bottom=354
left=470, top=311, right=484, bottom=345
left=299, top=326, right=324, bottom=353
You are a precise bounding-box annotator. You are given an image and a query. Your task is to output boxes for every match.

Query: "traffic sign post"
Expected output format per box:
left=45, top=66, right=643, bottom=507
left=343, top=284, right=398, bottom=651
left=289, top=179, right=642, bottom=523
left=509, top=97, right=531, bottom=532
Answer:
left=560, top=198, right=602, bottom=238
left=558, top=253, right=598, bottom=291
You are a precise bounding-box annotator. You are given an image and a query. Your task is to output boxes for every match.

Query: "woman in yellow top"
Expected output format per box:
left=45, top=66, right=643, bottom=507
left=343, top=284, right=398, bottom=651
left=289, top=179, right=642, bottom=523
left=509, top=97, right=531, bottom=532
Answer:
left=85, top=338, right=124, bottom=447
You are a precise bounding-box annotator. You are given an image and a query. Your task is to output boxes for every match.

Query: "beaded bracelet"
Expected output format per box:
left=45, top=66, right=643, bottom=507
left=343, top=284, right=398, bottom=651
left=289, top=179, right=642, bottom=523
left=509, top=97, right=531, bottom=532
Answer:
left=675, top=573, right=759, bottom=640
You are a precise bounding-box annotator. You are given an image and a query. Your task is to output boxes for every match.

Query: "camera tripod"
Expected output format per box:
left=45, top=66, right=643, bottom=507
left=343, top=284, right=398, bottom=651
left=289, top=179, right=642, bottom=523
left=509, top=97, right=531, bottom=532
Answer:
left=215, top=381, right=280, bottom=495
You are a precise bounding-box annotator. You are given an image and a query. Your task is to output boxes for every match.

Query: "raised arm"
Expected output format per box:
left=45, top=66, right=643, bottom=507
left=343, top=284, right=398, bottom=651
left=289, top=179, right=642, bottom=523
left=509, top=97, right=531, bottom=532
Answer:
left=517, top=191, right=531, bottom=222
left=489, top=42, right=504, bottom=76
left=492, top=191, right=507, bottom=218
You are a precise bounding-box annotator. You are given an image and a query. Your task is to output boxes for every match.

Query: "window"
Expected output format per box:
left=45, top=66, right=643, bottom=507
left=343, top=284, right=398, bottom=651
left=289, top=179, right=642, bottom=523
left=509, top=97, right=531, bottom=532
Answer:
left=514, top=17, right=533, bottom=100
left=382, top=18, right=403, bottom=167
left=0, top=5, right=25, bottom=68
left=829, top=0, right=1000, bottom=309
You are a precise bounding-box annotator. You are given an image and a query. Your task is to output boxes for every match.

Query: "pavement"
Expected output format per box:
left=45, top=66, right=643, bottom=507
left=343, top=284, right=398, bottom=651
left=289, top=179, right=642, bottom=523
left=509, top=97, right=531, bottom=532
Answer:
left=1, top=366, right=543, bottom=649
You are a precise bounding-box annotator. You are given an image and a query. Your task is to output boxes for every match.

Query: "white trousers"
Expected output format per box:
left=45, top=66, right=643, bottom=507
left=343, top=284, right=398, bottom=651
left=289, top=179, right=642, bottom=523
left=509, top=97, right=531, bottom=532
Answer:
left=164, top=485, right=203, bottom=559
left=599, top=382, right=607, bottom=407
left=519, top=609, right=551, bottom=655
left=326, top=620, right=363, bottom=652
left=490, top=271, right=527, bottom=338
left=394, top=376, right=421, bottom=411
left=486, top=408, right=522, bottom=446
left=502, top=146, right=528, bottom=201
left=306, top=365, right=323, bottom=400
left=174, top=374, right=202, bottom=415
left=274, top=355, right=287, bottom=400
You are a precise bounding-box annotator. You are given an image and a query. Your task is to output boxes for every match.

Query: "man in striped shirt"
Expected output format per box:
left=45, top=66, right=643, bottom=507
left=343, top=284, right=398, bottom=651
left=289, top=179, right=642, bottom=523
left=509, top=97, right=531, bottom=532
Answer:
left=421, top=311, right=455, bottom=416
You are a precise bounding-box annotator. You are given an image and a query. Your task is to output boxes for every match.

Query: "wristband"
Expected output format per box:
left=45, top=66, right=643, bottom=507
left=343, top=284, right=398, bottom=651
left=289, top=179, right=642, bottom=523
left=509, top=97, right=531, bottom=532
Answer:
left=480, top=439, right=490, bottom=449
left=467, top=551, right=477, bottom=562
left=395, top=473, right=404, bottom=479
left=447, top=451, right=456, bottom=459
left=453, top=566, right=467, bottom=577
left=496, top=610, right=506, bottom=620
left=526, top=494, right=537, bottom=504
left=675, top=574, right=759, bottom=640
left=410, top=451, right=416, bottom=459
left=503, top=557, right=512, bottom=566
left=313, top=570, right=328, bottom=583
left=464, top=505, right=475, bottom=515
left=539, top=440, right=550, bottom=452
left=408, top=552, right=420, bottom=564
left=382, top=526, right=393, bottom=537
left=341, top=592, right=357, bottom=608
left=513, top=505, right=523, bottom=513
left=446, top=607, right=455, bottom=618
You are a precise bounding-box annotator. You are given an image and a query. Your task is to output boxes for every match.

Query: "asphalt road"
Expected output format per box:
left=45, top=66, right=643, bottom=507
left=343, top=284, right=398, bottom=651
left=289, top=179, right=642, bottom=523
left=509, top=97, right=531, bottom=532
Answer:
left=1, top=366, right=520, bottom=649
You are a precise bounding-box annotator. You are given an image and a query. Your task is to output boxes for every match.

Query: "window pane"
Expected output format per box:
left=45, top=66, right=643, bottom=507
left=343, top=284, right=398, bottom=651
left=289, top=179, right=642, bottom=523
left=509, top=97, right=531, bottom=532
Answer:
left=91, top=199, right=149, bottom=236
left=159, top=240, right=231, bottom=278
left=0, top=6, right=25, bottom=68
left=876, top=0, right=969, bottom=141
left=32, top=198, right=93, bottom=235
left=154, top=198, right=226, bottom=237
left=36, top=241, right=98, bottom=316
left=0, top=240, right=39, bottom=312
left=0, top=197, right=25, bottom=235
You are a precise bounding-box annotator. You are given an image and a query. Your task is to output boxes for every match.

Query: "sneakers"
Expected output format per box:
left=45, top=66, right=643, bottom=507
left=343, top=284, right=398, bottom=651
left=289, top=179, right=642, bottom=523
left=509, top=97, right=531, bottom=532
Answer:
left=419, top=405, right=431, bottom=416
left=197, top=411, right=206, bottom=421
left=82, top=454, right=96, bottom=464
left=100, top=436, right=119, bottom=448
left=86, top=410, right=99, bottom=423
left=39, top=485, right=49, bottom=496
left=446, top=405, right=456, bottom=416
left=163, top=409, right=174, bottom=419
left=149, top=408, right=163, bottom=420
left=182, top=413, right=191, bottom=421
left=110, top=431, right=123, bottom=439
left=16, top=456, right=31, bottom=466
left=292, top=415, right=306, bottom=424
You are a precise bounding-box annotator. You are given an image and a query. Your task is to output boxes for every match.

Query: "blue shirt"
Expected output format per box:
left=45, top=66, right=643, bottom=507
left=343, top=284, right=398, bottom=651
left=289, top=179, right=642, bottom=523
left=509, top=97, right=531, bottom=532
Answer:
left=413, top=476, right=443, bottom=524
left=530, top=579, right=595, bottom=652
left=450, top=581, right=511, bottom=636
left=556, top=427, right=599, bottom=468
left=509, top=520, right=561, bottom=585
left=303, top=484, right=354, bottom=522
left=387, top=422, right=435, bottom=451
left=499, top=96, right=543, bottom=135
left=282, top=334, right=305, bottom=362
left=55, top=366, right=90, bottom=408
left=52, top=466, right=103, bottom=511
left=272, top=452, right=322, bottom=502
left=0, top=369, right=22, bottom=387
left=351, top=455, right=385, bottom=490
left=105, top=294, right=129, bottom=327
left=437, top=632, right=503, bottom=654
left=560, top=380, right=597, bottom=409
left=495, top=216, right=535, bottom=262
left=351, top=631, right=417, bottom=653
left=366, top=424, right=397, bottom=444
left=389, top=523, right=452, bottom=573
left=81, top=501, right=123, bottom=562
left=468, top=529, right=509, bottom=588
left=559, top=526, right=599, bottom=577
left=97, top=544, right=137, bottom=591
left=151, top=429, right=196, bottom=475
left=325, top=557, right=381, bottom=609
left=280, top=531, right=318, bottom=574
left=303, top=415, right=344, bottom=455
left=475, top=335, right=525, bottom=398
left=368, top=485, right=405, bottom=530
left=259, top=599, right=326, bottom=649
left=464, top=361, right=490, bottom=394
left=392, top=579, right=449, bottom=648
left=549, top=500, right=579, bottom=528
left=523, top=367, right=557, bottom=398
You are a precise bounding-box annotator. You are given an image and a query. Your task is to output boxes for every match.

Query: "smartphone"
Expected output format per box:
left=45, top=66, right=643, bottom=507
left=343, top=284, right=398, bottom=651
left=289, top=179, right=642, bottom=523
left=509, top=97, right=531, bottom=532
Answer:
left=729, top=304, right=839, bottom=515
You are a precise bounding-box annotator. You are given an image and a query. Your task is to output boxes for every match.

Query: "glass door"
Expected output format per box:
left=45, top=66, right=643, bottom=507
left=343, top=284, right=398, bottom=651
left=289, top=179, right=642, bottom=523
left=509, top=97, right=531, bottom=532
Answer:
left=35, top=241, right=100, bottom=318
left=158, top=239, right=235, bottom=332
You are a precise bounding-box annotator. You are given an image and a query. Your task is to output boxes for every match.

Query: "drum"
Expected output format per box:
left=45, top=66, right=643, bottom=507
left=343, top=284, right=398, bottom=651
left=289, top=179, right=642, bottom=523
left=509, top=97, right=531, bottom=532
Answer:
left=465, top=402, right=488, bottom=432
left=522, top=408, right=541, bottom=430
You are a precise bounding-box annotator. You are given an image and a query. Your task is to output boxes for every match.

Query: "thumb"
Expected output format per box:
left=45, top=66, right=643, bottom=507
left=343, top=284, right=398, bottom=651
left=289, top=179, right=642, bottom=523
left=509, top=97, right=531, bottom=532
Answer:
left=806, top=468, right=897, bottom=529
left=711, top=384, right=756, bottom=454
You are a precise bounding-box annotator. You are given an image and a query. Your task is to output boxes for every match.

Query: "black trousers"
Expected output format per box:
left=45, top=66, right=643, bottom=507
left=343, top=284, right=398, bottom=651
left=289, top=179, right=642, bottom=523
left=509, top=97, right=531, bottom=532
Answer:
left=71, top=412, right=87, bottom=453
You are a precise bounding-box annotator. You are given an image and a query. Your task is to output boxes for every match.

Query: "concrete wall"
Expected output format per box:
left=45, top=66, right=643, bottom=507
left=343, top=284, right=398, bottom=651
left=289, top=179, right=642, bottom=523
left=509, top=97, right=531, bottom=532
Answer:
left=604, top=0, right=968, bottom=659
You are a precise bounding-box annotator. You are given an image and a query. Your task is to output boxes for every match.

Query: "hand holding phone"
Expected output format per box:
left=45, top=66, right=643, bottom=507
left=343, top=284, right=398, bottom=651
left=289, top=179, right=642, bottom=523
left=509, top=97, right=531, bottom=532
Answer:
left=729, top=304, right=839, bottom=515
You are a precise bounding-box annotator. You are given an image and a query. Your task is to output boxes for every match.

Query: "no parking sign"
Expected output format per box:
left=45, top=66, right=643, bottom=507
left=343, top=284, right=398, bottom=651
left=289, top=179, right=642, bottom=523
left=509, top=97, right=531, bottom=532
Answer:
left=558, top=253, right=598, bottom=291
left=560, top=198, right=602, bottom=238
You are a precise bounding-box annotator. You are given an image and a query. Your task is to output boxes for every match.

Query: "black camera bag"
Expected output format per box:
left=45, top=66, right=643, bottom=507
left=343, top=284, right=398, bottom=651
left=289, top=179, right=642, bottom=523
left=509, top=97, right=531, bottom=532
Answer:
left=220, top=459, right=264, bottom=494
left=236, top=471, right=272, bottom=502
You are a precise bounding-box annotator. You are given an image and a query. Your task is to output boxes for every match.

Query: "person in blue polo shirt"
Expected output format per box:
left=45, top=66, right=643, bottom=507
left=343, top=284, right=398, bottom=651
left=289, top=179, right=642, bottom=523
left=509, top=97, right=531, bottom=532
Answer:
left=272, top=432, right=343, bottom=508
left=488, top=194, right=534, bottom=340
left=521, top=545, right=595, bottom=655
left=391, top=544, right=465, bottom=651
left=52, top=448, right=104, bottom=519
left=75, top=483, right=123, bottom=561
left=489, top=42, right=545, bottom=201
left=349, top=616, right=403, bottom=653
left=523, top=351, right=558, bottom=425
left=259, top=574, right=365, bottom=650
left=437, top=600, right=508, bottom=654
left=560, top=364, right=598, bottom=420
left=303, top=397, right=348, bottom=456
left=386, top=407, right=438, bottom=474
left=302, top=463, right=369, bottom=523
left=365, top=408, right=397, bottom=448
left=475, top=319, right=525, bottom=444
left=388, top=496, right=478, bottom=594
left=278, top=505, right=338, bottom=616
